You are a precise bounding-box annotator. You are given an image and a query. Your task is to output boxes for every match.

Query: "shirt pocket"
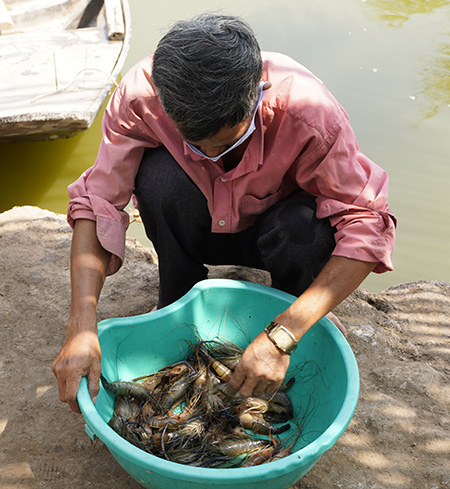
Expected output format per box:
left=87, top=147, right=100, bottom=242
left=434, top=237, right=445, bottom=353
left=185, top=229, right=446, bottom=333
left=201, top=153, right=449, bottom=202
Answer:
left=239, top=186, right=287, bottom=214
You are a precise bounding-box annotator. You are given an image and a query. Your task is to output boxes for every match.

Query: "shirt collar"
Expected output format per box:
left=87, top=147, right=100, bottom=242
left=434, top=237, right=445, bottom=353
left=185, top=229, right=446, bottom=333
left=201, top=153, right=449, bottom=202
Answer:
left=231, top=104, right=265, bottom=177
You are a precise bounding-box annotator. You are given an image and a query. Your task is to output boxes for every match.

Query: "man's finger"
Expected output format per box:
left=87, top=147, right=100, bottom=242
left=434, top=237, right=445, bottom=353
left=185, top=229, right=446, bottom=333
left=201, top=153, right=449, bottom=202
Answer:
left=56, top=377, right=66, bottom=404
left=225, top=368, right=246, bottom=396
left=225, top=383, right=238, bottom=397
left=252, top=380, right=268, bottom=398
left=264, top=381, right=278, bottom=396
left=238, top=375, right=259, bottom=398
left=225, top=378, right=242, bottom=397
left=65, top=376, right=82, bottom=414
left=87, top=367, right=101, bottom=402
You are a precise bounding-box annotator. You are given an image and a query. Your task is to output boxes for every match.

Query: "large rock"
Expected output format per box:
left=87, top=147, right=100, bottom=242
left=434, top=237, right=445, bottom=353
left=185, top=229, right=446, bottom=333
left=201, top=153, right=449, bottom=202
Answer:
left=0, top=207, right=448, bottom=489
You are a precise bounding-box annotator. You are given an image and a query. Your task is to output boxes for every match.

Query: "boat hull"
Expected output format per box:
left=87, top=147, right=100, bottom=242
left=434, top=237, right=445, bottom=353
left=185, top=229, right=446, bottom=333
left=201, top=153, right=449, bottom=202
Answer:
left=0, top=0, right=131, bottom=143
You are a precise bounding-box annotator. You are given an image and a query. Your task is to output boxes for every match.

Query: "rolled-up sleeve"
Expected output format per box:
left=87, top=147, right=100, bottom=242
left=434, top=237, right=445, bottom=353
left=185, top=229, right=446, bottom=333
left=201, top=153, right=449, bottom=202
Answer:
left=67, top=170, right=131, bottom=275
left=316, top=195, right=396, bottom=273
left=67, top=81, right=160, bottom=275
left=292, top=113, right=397, bottom=273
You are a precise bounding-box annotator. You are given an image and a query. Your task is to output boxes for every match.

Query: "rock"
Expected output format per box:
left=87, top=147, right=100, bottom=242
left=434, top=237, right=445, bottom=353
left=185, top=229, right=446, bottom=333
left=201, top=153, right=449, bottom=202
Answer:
left=0, top=206, right=449, bottom=489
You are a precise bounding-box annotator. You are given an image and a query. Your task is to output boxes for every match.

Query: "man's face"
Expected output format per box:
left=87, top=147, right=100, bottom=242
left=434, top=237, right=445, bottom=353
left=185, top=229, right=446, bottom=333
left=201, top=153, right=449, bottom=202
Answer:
left=179, top=117, right=253, bottom=159
left=175, top=81, right=272, bottom=161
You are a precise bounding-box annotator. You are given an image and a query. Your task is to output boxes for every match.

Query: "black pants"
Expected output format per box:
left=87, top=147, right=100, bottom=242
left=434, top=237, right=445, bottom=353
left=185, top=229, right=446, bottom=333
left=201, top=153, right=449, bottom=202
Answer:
left=134, top=147, right=336, bottom=308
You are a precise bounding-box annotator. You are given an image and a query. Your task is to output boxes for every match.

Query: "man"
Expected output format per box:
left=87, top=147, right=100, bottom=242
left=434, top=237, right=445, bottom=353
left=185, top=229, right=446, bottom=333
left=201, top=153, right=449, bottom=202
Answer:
left=52, top=13, right=396, bottom=413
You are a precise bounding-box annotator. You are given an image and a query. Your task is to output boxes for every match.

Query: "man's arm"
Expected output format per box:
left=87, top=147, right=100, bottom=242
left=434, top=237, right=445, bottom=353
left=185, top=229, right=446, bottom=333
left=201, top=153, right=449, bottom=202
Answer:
left=52, top=219, right=111, bottom=413
left=227, top=256, right=376, bottom=397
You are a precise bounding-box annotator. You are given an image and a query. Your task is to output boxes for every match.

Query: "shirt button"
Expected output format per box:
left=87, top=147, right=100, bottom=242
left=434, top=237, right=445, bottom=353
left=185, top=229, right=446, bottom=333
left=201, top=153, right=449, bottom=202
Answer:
left=218, top=219, right=226, bottom=227
left=221, top=178, right=227, bottom=183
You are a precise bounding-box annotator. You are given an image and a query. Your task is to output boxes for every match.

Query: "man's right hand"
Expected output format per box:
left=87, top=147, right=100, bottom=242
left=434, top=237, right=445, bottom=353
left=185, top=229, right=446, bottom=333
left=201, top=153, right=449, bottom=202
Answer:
left=53, top=218, right=111, bottom=413
left=52, top=328, right=102, bottom=414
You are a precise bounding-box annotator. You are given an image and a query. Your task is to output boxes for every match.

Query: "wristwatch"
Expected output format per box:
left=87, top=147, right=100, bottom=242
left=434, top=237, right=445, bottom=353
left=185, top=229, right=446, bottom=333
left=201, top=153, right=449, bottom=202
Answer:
left=264, top=321, right=298, bottom=355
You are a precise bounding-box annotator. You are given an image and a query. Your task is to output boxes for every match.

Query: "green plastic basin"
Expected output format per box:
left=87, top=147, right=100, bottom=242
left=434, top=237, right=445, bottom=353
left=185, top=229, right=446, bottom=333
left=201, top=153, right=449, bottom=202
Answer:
left=78, top=279, right=359, bottom=489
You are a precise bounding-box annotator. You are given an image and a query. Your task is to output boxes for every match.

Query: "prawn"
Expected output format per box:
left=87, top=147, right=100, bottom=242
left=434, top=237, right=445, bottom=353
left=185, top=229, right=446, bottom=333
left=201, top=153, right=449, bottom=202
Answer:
left=108, top=395, right=141, bottom=436
left=158, top=370, right=199, bottom=413
left=232, top=396, right=268, bottom=415
left=146, top=404, right=203, bottom=430
left=202, top=339, right=243, bottom=371
left=215, top=438, right=270, bottom=457
left=262, top=391, right=294, bottom=423
left=197, top=342, right=233, bottom=382
left=241, top=445, right=279, bottom=466
left=237, top=412, right=290, bottom=435
left=200, top=369, right=228, bottom=418
left=101, top=374, right=157, bottom=403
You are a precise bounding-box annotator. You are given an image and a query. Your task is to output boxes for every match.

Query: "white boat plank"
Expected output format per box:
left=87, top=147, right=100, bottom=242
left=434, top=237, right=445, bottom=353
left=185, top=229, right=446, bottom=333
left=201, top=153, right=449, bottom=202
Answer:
left=104, top=0, right=124, bottom=40
left=0, top=28, right=122, bottom=118
left=0, top=0, right=130, bottom=141
left=3, top=0, right=93, bottom=33
left=0, top=0, right=13, bottom=29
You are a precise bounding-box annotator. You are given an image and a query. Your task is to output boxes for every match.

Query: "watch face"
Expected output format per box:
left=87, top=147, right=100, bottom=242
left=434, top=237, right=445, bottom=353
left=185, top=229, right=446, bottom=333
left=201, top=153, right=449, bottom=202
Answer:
left=267, top=323, right=297, bottom=354
left=272, top=328, right=293, bottom=351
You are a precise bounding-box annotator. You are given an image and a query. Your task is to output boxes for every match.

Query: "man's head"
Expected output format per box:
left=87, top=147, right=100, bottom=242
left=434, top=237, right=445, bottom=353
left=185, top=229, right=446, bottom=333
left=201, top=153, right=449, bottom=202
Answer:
left=152, top=13, right=263, bottom=142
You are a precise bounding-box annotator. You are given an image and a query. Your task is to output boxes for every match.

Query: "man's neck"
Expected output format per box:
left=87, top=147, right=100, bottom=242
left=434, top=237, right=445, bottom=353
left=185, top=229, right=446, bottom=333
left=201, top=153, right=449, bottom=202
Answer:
left=221, top=137, right=251, bottom=172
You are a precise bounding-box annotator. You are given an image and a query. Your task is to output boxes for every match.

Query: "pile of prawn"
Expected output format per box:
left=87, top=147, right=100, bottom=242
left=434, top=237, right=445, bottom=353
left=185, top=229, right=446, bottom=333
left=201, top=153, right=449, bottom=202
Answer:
left=102, top=339, right=297, bottom=468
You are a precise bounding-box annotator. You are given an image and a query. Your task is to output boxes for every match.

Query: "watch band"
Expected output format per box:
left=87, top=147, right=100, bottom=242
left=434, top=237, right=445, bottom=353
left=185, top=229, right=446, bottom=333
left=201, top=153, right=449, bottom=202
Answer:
left=264, top=321, right=298, bottom=355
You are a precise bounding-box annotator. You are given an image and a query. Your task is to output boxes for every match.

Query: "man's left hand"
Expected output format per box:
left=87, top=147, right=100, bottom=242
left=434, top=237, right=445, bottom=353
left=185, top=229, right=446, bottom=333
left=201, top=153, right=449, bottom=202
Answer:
left=226, top=331, right=290, bottom=398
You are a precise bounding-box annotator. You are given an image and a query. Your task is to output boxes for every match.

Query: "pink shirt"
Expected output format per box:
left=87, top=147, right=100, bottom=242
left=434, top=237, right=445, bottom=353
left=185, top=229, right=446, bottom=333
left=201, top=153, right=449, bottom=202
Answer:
left=68, top=52, right=396, bottom=276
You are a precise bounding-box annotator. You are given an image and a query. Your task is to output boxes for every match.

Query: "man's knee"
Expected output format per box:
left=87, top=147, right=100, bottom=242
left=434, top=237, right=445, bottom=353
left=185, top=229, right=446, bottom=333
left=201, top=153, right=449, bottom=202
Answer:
left=134, top=147, right=180, bottom=205
left=134, top=146, right=211, bottom=235
left=257, top=191, right=335, bottom=252
left=255, top=191, right=336, bottom=293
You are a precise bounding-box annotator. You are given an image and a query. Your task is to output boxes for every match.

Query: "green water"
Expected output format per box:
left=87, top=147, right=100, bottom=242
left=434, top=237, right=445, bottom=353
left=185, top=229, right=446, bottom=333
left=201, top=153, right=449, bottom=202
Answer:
left=1, top=0, right=449, bottom=292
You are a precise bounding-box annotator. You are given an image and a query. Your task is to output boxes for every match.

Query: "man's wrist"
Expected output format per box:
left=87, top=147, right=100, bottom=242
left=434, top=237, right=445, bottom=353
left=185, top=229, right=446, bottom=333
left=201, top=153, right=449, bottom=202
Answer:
left=67, top=305, right=98, bottom=334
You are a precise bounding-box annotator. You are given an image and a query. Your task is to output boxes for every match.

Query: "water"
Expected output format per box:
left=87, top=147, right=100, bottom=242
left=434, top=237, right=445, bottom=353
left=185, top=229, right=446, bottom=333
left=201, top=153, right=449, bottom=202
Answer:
left=1, top=0, right=449, bottom=291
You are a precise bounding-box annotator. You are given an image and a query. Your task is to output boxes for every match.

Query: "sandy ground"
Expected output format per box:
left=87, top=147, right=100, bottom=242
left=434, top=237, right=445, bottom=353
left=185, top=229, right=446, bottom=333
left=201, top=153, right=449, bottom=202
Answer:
left=0, top=207, right=449, bottom=489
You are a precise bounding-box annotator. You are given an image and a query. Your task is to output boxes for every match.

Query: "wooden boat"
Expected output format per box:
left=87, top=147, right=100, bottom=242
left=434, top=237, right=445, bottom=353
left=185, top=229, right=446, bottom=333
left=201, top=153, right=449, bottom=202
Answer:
left=0, top=0, right=131, bottom=142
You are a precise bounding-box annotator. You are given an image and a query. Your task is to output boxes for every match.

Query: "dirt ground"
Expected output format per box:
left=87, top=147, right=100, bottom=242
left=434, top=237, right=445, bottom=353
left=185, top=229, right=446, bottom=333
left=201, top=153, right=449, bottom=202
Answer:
left=0, top=207, right=449, bottom=489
